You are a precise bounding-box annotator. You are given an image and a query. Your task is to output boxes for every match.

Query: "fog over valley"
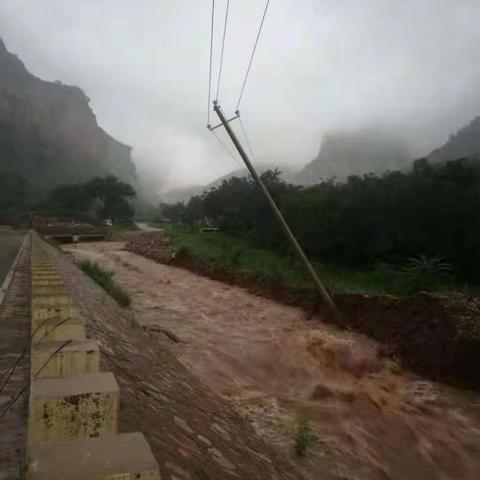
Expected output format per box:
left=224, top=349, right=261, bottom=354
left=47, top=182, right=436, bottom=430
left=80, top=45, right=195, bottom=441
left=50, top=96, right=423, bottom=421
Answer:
left=3, top=4, right=480, bottom=480
left=0, top=0, right=479, bottom=195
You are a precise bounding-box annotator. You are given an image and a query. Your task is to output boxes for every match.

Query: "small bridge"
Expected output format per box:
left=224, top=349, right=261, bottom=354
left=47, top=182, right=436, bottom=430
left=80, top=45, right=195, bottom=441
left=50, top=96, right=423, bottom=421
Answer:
left=35, top=226, right=108, bottom=243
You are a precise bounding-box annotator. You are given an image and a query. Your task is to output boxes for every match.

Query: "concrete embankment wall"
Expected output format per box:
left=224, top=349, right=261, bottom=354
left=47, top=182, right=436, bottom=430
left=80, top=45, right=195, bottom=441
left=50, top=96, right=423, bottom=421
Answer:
left=27, top=232, right=161, bottom=479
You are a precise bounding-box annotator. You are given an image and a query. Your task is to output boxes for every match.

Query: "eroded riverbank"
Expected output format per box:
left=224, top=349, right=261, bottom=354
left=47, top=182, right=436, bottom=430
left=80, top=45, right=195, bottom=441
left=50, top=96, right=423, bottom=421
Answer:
left=63, top=241, right=480, bottom=480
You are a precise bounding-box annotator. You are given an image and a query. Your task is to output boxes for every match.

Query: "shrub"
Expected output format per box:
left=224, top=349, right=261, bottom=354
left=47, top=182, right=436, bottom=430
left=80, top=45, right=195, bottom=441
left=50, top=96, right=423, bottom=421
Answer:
left=397, top=255, right=453, bottom=294
left=294, top=415, right=318, bottom=457
left=80, top=260, right=131, bottom=307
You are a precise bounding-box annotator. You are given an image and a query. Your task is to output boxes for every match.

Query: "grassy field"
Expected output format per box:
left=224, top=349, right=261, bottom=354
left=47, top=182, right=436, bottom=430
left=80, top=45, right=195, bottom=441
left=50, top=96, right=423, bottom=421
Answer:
left=164, top=224, right=478, bottom=296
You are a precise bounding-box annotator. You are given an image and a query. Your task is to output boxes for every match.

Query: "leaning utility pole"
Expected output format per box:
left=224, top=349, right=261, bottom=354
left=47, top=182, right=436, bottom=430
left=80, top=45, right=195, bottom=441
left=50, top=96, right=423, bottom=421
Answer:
left=211, top=101, right=339, bottom=319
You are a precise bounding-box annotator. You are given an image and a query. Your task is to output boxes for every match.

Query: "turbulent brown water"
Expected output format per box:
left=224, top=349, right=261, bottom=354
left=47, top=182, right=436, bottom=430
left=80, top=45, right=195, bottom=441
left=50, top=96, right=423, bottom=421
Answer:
left=64, top=241, right=480, bottom=480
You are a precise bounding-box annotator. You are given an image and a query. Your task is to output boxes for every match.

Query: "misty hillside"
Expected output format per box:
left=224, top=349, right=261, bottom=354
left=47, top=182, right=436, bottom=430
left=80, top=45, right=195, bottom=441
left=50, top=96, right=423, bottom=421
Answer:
left=428, top=116, right=480, bottom=163
left=295, top=129, right=411, bottom=185
left=161, top=165, right=297, bottom=204
left=161, top=169, right=249, bottom=204
left=162, top=116, right=480, bottom=204
left=0, top=39, right=136, bottom=196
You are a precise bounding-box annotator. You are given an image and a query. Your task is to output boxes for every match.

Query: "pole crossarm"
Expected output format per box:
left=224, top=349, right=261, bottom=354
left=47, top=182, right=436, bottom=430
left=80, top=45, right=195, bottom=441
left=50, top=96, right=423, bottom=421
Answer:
left=207, top=112, right=240, bottom=131
left=212, top=101, right=340, bottom=320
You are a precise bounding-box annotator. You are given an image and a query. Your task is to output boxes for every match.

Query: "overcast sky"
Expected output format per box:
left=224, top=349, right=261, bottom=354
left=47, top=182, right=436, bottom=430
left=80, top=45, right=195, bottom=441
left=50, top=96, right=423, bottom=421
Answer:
left=1, top=0, right=479, bottom=192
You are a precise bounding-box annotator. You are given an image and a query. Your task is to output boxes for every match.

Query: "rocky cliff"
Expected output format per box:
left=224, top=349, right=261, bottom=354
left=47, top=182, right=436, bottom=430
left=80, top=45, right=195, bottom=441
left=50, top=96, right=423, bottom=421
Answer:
left=428, top=116, right=480, bottom=163
left=295, top=129, right=411, bottom=185
left=0, top=39, right=136, bottom=196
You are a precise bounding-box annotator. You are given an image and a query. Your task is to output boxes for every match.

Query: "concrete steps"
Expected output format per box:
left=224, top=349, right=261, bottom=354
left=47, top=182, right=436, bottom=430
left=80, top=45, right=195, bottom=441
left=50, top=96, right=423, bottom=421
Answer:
left=27, top=233, right=161, bottom=479
left=28, top=433, right=159, bottom=480
left=28, top=372, right=119, bottom=448
left=31, top=340, right=99, bottom=378
left=31, top=303, right=73, bottom=326
left=31, top=285, right=67, bottom=295
left=32, top=315, right=87, bottom=342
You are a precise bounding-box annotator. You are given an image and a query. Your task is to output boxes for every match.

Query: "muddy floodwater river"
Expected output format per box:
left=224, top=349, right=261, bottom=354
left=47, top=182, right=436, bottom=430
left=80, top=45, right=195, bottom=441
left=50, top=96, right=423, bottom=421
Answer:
left=64, top=241, right=480, bottom=480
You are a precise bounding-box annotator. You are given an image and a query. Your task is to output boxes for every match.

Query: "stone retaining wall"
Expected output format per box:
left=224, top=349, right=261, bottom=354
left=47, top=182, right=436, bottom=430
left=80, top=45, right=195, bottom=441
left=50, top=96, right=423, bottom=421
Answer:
left=27, top=232, right=161, bottom=479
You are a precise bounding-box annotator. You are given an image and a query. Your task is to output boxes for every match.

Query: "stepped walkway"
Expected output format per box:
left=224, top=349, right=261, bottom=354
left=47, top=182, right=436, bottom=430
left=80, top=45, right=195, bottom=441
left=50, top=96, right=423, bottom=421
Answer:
left=1, top=233, right=160, bottom=479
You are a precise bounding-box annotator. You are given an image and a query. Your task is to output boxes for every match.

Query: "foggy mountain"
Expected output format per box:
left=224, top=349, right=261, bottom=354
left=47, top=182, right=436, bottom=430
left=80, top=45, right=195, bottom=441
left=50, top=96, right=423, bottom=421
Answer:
left=160, top=129, right=415, bottom=202
left=161, top=115, right=480, bottom=204
left=294, top=129, right=412, bottom=185
left=0, top=39, right=137, bottom=197
left=170, top=119, right=478, bottom=204
left=160, top=164, right=298, bottom=204
left=428, top=116, right=480, bottom=163
left=2, top=32, right=479, bottom=206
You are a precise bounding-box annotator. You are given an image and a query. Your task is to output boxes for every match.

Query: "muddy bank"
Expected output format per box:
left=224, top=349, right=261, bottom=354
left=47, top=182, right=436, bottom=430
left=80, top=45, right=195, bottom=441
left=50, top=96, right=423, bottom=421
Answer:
left=333, top=292, right=480, bottom=388
left=125, top=232, right=480, bottom=389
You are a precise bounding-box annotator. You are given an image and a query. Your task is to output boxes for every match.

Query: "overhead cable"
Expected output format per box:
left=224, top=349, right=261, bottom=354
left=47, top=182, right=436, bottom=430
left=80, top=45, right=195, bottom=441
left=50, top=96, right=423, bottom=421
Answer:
left=238, top=116, right=256, bottom=161
left=211, top=129, right=244, bottom=169
left=236, top=0, right=271, bottom=110
left=207, top=0, right=215, bottom=126
left=0, top=339, right=72, bottom=419
left=215, top=0, right=230, bottom=101
left=0, top=316, right=71, bottom=395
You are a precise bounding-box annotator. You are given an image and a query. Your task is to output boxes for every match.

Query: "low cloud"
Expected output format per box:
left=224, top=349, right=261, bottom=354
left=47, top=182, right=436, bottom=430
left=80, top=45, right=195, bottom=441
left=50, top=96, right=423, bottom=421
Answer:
left=0, top=0, right=479, bottom=193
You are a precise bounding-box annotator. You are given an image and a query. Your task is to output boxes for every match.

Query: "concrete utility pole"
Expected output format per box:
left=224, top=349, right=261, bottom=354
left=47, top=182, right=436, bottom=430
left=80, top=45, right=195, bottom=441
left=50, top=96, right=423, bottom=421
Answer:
left=212, top=101, right=339, bottom=319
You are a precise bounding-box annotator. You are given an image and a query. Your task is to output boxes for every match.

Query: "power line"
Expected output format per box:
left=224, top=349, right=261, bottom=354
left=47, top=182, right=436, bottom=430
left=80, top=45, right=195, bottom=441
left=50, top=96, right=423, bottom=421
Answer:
left=211, top=129, right=244, bottom=170
left=35, top=316, right=72, bottom=343
left=33, top=339, right=72, bottom=378
left=0, top=339, right=71, bottom=419
left=0, top=316, right=71, bottom=395
left=215, top=0, right=230, bottom=101
left=0, top=349, right=27, bottom=395
left=213, top=102, right=340, bottom=320
left=207, top=0, right=215, bottom=126
left=236, top=0, right=271, bottom=111
left=238, top=116, right=256, bottom=161
left=31, top=314, right=60, bottom=339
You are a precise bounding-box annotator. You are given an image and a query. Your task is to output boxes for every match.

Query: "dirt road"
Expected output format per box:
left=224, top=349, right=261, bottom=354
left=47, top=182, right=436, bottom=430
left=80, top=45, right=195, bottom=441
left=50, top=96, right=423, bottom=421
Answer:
left=64, top=241, right=480, bottom=480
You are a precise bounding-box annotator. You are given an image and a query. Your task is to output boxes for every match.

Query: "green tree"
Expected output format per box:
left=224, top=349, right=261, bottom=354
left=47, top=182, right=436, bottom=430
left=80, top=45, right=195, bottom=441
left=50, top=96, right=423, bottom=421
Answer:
left=84, top=175, right=136, bottom=222
left=49, top=183, right=93, bottom=212
left=0, top=174, right=27, bottom=209
left=168, top=159, right=480, bottom=283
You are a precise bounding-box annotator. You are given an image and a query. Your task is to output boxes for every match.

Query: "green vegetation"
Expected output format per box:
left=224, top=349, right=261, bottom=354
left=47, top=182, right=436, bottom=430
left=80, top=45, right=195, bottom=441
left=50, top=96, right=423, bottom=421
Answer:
left=79, top=260, right=131, bottom=307
left=162, top=159, right=480, bottom=292
left=294, top=416, right=318, bottom=457
left=83, top=175, right=135, bottom=222
left=47, top=175, right=136, bottom=224
left=0, top=174, right=32, bottom=226
left=165, top=224, right=468, bottom=295
left=0, top=174, right=27, bottom=210
left=0, top=174, right=136, bottom=227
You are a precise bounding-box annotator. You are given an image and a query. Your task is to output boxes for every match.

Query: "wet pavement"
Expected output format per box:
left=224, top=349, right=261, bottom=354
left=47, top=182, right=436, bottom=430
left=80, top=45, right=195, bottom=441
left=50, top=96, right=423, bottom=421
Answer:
left=0, top=227, right=24, bottom=286
left=0, top=239, right=30, bottom=479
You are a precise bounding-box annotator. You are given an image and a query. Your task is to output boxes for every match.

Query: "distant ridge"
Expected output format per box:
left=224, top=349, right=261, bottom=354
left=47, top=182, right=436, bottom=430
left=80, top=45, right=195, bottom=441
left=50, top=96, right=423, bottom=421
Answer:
left=161, top=165, right=296, bottom=204
left=161, top=113, right=480, bottom=204
left=428, top=117, right=480, bottom=163
left=294, top=129, right=411, bottom=185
